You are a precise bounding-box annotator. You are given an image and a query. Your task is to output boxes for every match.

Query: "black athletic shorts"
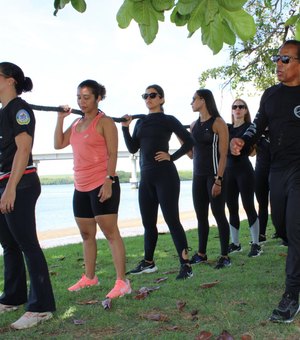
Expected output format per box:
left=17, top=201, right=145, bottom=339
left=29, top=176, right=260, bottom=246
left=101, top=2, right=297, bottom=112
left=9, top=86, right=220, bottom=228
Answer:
left=73, top=177, right=120, bottom=218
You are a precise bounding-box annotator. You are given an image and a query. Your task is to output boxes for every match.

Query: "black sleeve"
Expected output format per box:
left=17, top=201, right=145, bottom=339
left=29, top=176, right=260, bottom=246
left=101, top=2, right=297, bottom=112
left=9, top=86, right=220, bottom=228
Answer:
left=121, top=120, right=141, bottom=154
left=168, top=115, right=194, bottom=161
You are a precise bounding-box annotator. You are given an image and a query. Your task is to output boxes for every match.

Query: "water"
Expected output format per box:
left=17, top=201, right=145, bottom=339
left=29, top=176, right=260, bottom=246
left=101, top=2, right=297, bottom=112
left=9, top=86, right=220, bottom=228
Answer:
left=36, top=181, right=193, bottom=233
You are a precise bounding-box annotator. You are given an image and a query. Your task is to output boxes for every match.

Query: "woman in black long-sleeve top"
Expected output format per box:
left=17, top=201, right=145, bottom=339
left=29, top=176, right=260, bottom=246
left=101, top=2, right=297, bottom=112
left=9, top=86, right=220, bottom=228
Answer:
left=121, top=84, right=194, bottom=280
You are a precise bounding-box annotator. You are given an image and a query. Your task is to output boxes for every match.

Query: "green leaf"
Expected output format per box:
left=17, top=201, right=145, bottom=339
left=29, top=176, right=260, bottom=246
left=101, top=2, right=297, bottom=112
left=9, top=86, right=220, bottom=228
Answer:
left=295, top=20, right=300, bottom=40
left=170, top=7, right=190, bottom=26
left=70, top=0, right=86, bottom=13
left=139, top=13, right=159, bottom=44
left=220, top=8, right=256, bottom=41
left=54, top=0, right=70, bottom=10
left=176, top=0, right=200, bottom=16
left=151, top=0, right=174, bottom=11
left=201, top=14, right=224, bottom=54
left=187, top=0, right=207, bottom=33
left=117, top=0, right=133, bottom=28
left=217, top=0, right=247, bottom=11
left=285, top=14, right=300, bottom=27
left=222, top=20, right=236, bottom=45
left=204, top=0, right=218, bottom=26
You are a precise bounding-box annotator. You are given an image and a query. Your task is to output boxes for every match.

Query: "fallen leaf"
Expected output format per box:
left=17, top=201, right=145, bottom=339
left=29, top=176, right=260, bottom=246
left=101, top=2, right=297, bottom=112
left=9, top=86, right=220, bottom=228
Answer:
left=139, top=286, right=160, bottom=293
left=77, top=299, right=100, bottom=305
left=279, top=252, right=287, bottom=257
left=141, top=313, right=169, bottom=322
left=195, top=330, right=213, bottom=339
left=154, top=277, right=168, bottom=283
left=216, top=330, right=234, bottom=340
left=49, top=271, right=57, bottom=276
left=73, top=319, right=85, bottom=325
left=101, top=298, right=112, bottom=310
left=166, top=325, right=179, bottom=331
left=162, top=269, right=178, bottom=275
left=176, top=300, right=186, bottom=311
left=134, top=292, right=149, bottom=300
left=200, top=280, right=220, bottom=289
left=241, top=333, right=253, bottom=340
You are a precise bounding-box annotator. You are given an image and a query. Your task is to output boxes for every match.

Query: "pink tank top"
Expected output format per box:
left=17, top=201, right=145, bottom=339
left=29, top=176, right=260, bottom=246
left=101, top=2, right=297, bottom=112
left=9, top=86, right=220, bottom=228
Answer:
left=70, top=112, right=108, bottom=191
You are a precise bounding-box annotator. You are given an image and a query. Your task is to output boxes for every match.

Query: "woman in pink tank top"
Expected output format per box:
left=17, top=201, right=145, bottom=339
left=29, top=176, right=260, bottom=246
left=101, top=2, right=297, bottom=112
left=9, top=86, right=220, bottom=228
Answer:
left=54, top=80, right=131, bottom=300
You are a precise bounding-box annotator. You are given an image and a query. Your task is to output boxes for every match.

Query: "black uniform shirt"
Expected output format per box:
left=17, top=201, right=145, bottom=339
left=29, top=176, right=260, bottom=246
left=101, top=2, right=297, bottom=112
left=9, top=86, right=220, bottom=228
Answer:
left=243, top=84, right=300, bottom=171
left=0, top=97, right=35, bottom=173
left=122, top=112, right=193, bottom=171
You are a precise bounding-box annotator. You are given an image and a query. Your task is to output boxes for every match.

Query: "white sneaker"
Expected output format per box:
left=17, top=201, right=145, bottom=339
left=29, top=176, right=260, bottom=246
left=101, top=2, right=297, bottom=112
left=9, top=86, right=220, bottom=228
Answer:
left=11, top=311, right=53, bottom=330
left=0, top=303, right=19, bottom=314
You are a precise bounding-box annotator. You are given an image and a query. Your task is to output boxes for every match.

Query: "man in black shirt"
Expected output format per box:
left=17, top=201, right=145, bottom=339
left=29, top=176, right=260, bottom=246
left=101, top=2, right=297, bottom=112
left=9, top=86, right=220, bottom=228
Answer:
left=230, top=40, right=300, bottom=323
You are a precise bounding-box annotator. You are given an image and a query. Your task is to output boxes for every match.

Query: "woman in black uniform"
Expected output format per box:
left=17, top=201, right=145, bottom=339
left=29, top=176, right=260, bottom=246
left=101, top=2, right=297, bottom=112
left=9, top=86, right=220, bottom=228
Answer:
left=188, top=89, right=231, bottom=269
left=225, top=99, right=262, bottom=257
left=0, top=62, right=55, bottom=329
left=254, top=129, right=271, bottom=243
left=121, top=84, right=194, bottom=280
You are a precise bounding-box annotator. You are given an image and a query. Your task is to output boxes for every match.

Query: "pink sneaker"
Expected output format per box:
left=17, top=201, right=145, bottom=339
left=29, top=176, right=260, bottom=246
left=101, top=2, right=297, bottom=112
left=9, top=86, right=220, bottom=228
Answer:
left=106, top=279, right=132, bottom=299
left=0, top=303, right=19, bottom=314
left=68, top=274, right=99, bottom=292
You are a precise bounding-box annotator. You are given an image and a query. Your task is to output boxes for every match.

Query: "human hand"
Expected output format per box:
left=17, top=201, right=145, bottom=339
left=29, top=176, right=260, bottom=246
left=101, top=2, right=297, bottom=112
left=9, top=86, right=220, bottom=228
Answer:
left=230, top=138, right=245, bottom=155
left=98, top=181, right=112, bottom=203
left=121, top=115, right=132, bottom=127
left=154, top=151, right=170, bottom=162
left=58, top=105, right=72, bottom=118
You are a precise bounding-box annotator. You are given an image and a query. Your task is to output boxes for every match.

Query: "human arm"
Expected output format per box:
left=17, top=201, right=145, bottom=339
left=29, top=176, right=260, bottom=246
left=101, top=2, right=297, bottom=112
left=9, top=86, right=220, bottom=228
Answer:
left=0, top=132, right=32, bottom=213
left=54, top=106, right=72, bottom=149
left=98, top=117, right=118, bottom=202
left=121, top=115, right=141, bottom=154
left=212, top=118, right=229, bottom=197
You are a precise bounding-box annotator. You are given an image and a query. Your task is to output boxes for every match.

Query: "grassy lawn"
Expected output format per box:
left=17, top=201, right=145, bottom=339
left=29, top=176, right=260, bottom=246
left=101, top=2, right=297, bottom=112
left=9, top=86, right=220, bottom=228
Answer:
left=0, top=220, right=299, bottom=339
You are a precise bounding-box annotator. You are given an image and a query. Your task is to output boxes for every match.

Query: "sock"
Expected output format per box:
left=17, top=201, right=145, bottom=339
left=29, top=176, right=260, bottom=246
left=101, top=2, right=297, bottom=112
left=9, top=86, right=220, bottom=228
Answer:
left=230, top=225, right=239, bottom=245
left=250, top=218, right=260, bottom=244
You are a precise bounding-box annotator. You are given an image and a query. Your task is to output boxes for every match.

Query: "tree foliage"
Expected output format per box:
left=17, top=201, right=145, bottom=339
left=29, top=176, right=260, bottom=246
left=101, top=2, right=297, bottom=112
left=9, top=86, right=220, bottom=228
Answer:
left=52, top=0, right=300, bottom=92
left=199, top=0, right=300, bottom=93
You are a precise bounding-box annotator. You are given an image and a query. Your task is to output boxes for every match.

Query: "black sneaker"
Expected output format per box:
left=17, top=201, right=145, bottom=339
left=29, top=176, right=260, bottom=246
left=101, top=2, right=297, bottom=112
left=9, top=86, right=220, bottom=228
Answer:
left=214, top=256, right=231, bottom=269
left=190, top=253, right=207, bottom=264
left=176, top=264, right=193, bottom=280
left=228, top=243, right=242, bottom=253
left=270, top=293, right=300, bottom=323
left=259, top=234, right=267, bottom=243
left=126, top=259, right=158, bottom=275
left=248, top=243, right=263, bottom=257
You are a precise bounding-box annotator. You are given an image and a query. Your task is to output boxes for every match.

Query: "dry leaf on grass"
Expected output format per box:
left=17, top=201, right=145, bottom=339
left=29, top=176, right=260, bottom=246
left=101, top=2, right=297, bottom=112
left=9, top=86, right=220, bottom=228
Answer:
left=101, top=298, right=112, bottom=310
left=176, top=300, right=186, bottom=311
left=77, top=299, right=100, bottom=305
left=200, top=280, right=220, bottom=289
left=162, top=269, right=178, bottom=275
left=194, top=330, right=213, bottom=339
left=154, top=277, right=168, bottom=283
left=216, top=330, right=234, bottom=340
left=73, top=319, right=86, bottom=325
left=241, top=333, right=253, bottom=340
left=279, top=252, right=287, bottom=257
left=133, top=286, right=160, bottom=299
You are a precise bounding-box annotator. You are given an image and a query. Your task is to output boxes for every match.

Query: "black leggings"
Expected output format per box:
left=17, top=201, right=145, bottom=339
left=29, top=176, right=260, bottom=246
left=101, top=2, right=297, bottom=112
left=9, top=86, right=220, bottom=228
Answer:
left=139, top=163, right=189, bottom=265
left=254, top=167, right=270, bottom=235
left=0, top=174, right=55, bottom=312
left=270, top=167, right=300, bottom=297
left=225, top=162, right=257, bottom=229
left=192, top=174, right=229, bottom=256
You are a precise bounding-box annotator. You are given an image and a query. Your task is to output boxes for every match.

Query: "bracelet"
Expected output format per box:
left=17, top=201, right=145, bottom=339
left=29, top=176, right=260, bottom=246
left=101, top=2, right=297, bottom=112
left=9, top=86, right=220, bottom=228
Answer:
left=214, top=181, right=222, bottom=187
left=215, top=175, right=223, bottom=181
left=106, top=175, right=115, bottom=183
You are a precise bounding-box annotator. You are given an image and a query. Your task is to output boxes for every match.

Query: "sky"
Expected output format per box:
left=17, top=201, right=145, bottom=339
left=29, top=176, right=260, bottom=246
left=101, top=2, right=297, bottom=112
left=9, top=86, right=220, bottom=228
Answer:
left=1, top=0, right=261, bottom=175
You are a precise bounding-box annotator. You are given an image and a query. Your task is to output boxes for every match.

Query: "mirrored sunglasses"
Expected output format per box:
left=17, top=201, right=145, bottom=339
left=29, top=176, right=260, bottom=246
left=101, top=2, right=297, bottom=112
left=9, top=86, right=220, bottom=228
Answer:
left=271, top=55, right=300, bottom=64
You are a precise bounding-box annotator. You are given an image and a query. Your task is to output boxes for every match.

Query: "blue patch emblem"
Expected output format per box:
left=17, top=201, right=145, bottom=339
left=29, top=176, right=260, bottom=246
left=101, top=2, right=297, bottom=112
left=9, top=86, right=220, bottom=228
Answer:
left=16, top=109, right=30, bottom=125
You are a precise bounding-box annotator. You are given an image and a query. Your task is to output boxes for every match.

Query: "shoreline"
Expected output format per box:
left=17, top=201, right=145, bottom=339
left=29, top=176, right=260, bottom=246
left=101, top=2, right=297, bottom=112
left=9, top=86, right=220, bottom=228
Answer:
left=37, top=210, right=198, bottom=249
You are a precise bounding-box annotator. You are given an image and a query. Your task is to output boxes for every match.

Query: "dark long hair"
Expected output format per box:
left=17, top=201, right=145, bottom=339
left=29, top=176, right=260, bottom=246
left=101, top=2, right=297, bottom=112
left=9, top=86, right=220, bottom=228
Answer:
left=195, top=89, right=220, bottom=117
left=0, top=62, right=32, bottom=95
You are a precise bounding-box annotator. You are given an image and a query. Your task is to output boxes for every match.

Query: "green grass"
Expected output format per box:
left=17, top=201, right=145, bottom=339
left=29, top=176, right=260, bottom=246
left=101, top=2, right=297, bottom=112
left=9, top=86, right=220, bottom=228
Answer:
left=0, top=220, right=299, bottom=339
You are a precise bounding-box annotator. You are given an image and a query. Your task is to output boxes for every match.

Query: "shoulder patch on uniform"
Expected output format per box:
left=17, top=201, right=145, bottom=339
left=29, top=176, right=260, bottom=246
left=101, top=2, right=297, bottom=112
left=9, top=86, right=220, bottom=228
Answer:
left=16, top=109, right=31, bottom=125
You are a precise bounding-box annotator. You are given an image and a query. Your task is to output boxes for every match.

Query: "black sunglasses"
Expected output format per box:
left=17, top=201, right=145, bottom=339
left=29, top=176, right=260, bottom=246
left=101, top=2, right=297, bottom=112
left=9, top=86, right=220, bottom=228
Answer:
left=271, top=55, right=300, bottom=64
left=232, top=105, right=246, bottom=110
left=141, top=92, right=160, bottom=100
